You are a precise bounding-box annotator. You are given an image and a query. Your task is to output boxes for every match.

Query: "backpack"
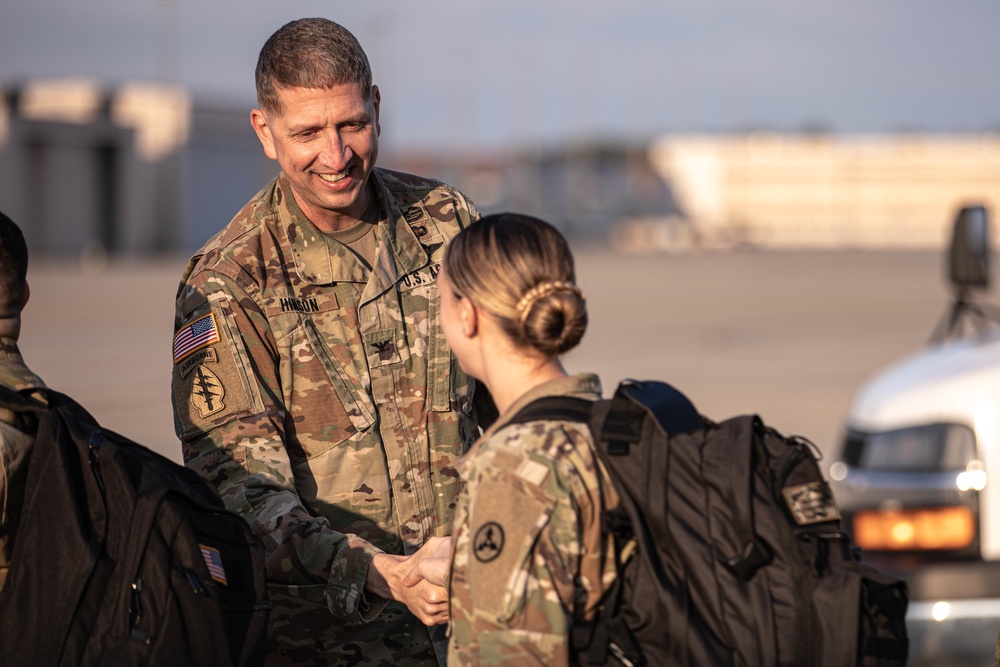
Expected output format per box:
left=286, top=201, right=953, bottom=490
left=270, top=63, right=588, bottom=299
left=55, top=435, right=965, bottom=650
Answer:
left=0, top=385, right=270, bottom=666
left=510, top=379, right=909, bottom=667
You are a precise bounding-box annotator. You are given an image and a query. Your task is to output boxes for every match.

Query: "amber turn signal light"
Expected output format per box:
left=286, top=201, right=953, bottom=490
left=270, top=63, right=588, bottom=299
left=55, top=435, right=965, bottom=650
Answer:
left=853, top=506, right=975, bottom=551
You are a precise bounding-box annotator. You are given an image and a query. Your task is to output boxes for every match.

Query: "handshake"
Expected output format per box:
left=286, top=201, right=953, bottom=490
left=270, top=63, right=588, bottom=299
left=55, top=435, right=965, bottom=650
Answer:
left=365, top=536, right=453, bottom=626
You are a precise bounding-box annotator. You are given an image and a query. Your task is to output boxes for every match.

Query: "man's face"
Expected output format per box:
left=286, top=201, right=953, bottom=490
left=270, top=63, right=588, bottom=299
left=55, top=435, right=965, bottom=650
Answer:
left=251, top=82, right=381, bottom=231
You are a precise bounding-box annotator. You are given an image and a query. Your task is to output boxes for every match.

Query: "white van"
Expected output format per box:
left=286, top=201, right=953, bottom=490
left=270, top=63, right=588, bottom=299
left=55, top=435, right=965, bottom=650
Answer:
left=832, top=205, right=1000, bottom=666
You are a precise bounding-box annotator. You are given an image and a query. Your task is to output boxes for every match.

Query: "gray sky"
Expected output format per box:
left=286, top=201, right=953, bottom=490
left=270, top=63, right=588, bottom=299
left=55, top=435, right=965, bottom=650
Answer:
left=2, top=1, right=998, bottom=152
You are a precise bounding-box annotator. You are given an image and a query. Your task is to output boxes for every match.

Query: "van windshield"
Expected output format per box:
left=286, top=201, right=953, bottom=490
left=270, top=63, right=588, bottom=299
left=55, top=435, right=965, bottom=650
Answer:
left=843, top=423, right=976, bottom=472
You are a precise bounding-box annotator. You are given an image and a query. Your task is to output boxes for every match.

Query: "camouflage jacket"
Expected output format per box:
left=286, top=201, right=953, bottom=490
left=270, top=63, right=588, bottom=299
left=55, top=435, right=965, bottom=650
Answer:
left=448, top=373, right=619, bottom=666
left=171, top=170, right=483, bottom=664
left=0, top=337, right=47, bottom=591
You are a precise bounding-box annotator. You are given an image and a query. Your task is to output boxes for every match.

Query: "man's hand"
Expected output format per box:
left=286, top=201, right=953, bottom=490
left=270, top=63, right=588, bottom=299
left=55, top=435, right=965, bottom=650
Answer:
left=365, top=537, right=453, bottom=626
left=402, top=536, right=451, bottom=588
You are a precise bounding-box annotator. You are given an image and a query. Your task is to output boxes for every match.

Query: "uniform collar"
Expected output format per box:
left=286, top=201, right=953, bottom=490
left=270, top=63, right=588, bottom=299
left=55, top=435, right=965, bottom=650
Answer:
left=276, top=170, right=430, bottom=289
left=0, top=337, right=47, bottom=393
left=482, top=372, right=603, bottom=441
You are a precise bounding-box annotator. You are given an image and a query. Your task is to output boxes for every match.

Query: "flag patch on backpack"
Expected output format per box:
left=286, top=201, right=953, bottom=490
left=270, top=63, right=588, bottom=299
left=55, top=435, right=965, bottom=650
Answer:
left=200, top=544, right=228, bottom=586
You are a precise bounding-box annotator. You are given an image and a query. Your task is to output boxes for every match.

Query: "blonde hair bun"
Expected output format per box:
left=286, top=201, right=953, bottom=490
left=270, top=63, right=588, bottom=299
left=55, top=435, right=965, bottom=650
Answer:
left=443, top=213, right=588, bottom=358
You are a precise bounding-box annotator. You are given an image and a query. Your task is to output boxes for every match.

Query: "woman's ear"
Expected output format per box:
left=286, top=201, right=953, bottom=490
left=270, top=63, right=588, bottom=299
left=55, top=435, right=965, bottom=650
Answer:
left=459, top=296, right=478, bottom=338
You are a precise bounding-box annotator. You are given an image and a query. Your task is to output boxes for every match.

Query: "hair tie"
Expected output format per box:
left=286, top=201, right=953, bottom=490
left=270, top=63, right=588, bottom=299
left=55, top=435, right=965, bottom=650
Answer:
left=515, top=280, right=585, bottom=330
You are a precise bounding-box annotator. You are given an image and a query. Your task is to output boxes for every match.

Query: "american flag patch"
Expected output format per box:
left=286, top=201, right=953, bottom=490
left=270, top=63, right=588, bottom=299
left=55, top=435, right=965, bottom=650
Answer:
left=200, top=544, right=228, bottom=586
left=173, top=314, right=220, bottom=362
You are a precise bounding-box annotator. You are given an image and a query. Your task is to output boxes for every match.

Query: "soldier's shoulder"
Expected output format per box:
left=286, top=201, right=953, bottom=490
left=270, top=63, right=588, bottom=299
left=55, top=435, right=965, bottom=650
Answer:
left=181, top=181, right=280, bottom=289
left=376, top=167, right=451, bottom=194
left=376, top=168, right=477, bottom=221
left=376, top=168, right=479, bottom=244
left=495, top=419, right=592, bottom=458
left=476, top=420, right=594, bottom=488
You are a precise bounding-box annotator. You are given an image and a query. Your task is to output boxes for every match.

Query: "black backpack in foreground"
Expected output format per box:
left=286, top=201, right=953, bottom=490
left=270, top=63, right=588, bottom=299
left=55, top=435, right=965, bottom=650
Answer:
left=511, top=380, right=908, bottom=667
left=0, top=385, right=270, bottom=666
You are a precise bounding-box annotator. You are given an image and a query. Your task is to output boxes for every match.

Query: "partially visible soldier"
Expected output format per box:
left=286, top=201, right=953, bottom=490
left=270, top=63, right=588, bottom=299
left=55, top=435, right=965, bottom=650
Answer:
left=428, top=213, right=619, bottom=665
left=170, top=17, right=492, bottom=666
left=0, top=210, right=48, bottom=591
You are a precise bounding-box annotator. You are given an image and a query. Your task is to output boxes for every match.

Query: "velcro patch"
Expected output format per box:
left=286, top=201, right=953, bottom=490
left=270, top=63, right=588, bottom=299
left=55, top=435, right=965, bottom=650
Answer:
left=403, top=205, right=426, bottom=224
left=179, top=348, right=217, bottom=378
left=468, top=476, right=555, bottom=619
left=782, top=481, right=841, bottom=525
left=473, top=522, right=505, bottom=562
left=199, top=544, right=227, bottom=586
left=515, top=459, right=550, bottom=487
left=172, top=296, right=263, bottom=438
left=189, top=365, right=226, bottom=418
left=173, top=313, right=220, bottom=362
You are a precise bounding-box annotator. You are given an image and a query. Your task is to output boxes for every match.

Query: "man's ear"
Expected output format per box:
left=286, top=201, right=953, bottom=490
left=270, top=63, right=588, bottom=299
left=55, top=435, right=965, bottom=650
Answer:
left=371, top=85, right=382, bottom=137
left=20, top=281, right=29, bottom=311
left=250, top=109, right=278, bottom=160
left=459, top=296, right=478, bottom=338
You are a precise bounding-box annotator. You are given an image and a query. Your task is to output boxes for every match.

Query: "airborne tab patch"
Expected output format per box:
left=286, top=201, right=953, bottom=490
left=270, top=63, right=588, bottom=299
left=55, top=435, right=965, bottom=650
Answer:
left=173, top=314, right=220, bottom=363
left=179, top=348, right=217, bottom=378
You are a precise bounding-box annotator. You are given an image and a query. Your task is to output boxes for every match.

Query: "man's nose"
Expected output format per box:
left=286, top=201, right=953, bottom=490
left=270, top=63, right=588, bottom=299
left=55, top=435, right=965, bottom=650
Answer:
left=319, top=133, right=353, bottom=168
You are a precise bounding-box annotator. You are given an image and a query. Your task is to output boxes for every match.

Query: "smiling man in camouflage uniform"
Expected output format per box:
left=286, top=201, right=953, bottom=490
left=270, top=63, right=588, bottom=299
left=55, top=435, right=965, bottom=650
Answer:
left=171, top=18, right=491, bottom=666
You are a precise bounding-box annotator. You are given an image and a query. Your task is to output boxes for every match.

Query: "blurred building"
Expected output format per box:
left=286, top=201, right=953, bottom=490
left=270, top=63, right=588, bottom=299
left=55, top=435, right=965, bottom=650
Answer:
left=413, top=141, right=679, bottom=241
left=0, top=78, right=272, bottom=257
left=3, top=79, right=998, bottom=256
left=645, top=132, right=1000, bottom=250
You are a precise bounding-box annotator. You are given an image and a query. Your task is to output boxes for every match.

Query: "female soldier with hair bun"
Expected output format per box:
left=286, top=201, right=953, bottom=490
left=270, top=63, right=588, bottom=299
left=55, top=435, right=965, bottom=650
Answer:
left=434, top=212, right=619, bottom=665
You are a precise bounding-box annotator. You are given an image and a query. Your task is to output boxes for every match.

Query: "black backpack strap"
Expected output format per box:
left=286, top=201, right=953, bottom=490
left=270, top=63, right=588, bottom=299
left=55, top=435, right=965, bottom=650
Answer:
left=508, top=381, right=704, bottom=444
left=507, top=395, right=593, bottom=427
left=597, top=381, right=703, bottom=455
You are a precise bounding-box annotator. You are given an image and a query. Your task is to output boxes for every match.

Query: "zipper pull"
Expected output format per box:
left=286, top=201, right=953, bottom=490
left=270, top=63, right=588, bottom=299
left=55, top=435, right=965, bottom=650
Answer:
left=87, top=432, right=106, bottom=494
left=129, top=577, right=151, bottom=645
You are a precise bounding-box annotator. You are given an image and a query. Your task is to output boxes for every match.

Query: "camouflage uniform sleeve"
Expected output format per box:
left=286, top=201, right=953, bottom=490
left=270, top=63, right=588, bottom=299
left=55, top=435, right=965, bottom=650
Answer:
left=449, top=425, right=604, bottom=666
left=172, top=268, right=385, bottom=625
left=453, top=186, right=480, bottom=230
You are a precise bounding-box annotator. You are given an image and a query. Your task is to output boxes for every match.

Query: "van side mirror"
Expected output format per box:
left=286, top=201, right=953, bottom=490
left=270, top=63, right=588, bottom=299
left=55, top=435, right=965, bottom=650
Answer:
left=949, top=205, right=990, bottom=291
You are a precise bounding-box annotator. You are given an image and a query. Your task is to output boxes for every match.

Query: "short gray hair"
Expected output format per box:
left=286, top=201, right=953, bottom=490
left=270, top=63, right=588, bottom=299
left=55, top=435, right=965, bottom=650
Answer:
left=255, top=18, right=372, bottom=114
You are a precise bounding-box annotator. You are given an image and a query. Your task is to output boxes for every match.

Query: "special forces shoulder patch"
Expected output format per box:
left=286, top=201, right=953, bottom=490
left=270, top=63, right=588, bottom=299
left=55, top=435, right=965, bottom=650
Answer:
left=189, top=364, right=226, bottom=418
left=782, top=481, right=841, bottom=525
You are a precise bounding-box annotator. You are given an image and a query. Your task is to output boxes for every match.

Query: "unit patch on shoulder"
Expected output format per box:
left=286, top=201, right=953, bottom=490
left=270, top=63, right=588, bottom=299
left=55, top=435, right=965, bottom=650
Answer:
left=782, top=481, right=841, bottom=525
left=189, top=364, right=226, bottom=418
left=473, top=522, right=505, bottom=563
left=173, top=313, right=220, bottom=363
left=178, top=348, right=217, bottom=378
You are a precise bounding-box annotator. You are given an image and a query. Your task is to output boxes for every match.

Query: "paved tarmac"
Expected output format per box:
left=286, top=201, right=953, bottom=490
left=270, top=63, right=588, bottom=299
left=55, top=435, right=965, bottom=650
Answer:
left=19, top=246, right=947, bottom=468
